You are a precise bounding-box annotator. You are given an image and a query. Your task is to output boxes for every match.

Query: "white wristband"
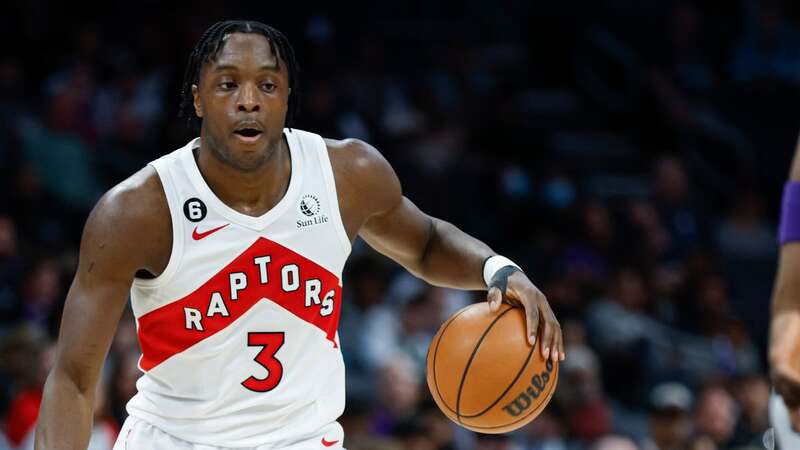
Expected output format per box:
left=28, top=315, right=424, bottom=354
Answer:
left=483, top=255, right=522, bottom=287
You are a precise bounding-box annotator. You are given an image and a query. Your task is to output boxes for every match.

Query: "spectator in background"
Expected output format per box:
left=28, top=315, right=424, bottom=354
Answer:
left=554, top=345, right=612, bottom=443
left=589, top=435, right=638, bottom=450
left=18, top=259, right=62, bottom=333
left=690, top=275, right=760, bottom=375
left=685, top=434, right=718, bottom=450
left=473, top=434, right=521, bottom=450
left=518, top=409, right=573, bottom=450
left=108, top=350, right=141, bottom=430
left=733, top=0, right=800, bottom=83
left=643, top=382, right=693, bottom=450
left=586, top=267, right=659, bottom=403
left=652, top=156, right=703, bottom=259
left=693, top=385, right=739, bottom=449
left=393, top=417, right=436, bottom=450
left=716, top=189, right=776, bottom=350
left=373, top=353, right=424, bottom=436
left=561, top=201, right=615, bottom=290
left=730, top=374, right=771, bottom=448
left=339, top=255, right=393, bottom=403
left=339, top=401, right=400, bottom=450
left=418, top=399, right=458, bottom=450
left=15, top=65, right=104, bottom=209
left=0, top=216, right=22, bottom=326
left=1, top=327, right=49, bottom=448
left=586, top=266, right=655, bottom=353
left=627, top=199, right=672, bottom=264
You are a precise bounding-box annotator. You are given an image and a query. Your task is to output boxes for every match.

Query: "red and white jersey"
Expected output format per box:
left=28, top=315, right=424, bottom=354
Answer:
left=126, top=129, right=351, bottom=448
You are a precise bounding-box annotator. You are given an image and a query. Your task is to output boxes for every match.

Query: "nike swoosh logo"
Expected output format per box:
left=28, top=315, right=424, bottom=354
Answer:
left=192, top=224, right=230, bottom=241
left=321, top=438, right=339, bottom=447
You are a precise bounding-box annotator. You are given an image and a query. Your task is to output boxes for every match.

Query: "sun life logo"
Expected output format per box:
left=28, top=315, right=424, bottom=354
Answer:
left=300, top=195, right=320, bottom=217
left=297, top=194, right=328, bottom=229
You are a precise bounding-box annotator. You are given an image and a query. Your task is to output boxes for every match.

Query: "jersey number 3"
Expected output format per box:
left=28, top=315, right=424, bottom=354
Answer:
left=242, top=332, right=285, bottom=392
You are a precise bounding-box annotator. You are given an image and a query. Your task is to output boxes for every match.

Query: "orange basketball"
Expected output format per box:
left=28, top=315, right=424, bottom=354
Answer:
left=425, top=302, right=559, bottom=434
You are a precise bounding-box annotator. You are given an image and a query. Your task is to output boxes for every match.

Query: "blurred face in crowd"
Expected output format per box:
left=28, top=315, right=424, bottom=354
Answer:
left=377, top=356, right=421, bottom=419
left=402, top=434, right=436, bottom=450
left=613, top=268, right=647, bottom=311
left=0, top=216, right=17, bottom=257
left=24, top=259, right=62, bottom=305
left=192, top=32, right=290, bottom=172
left=655, top=156, right=688, bottom=206
left=475, top=435, right=514, bottom=450
left=698, top=275, right=729, bottom=317
left=695, top=386, right=738, bottom=445
left=584, top=202, right=612, bottom=246
left=650, top=408, right=692, bottom=450
left=735, top=375, right=770, bottom=428
left=591, top=435, right=638, bottom=450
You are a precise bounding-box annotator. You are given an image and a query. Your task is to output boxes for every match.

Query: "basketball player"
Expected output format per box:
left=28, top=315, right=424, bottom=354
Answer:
left=34, top=20, right=564, bottom=449
left=771, top=137, right=800, bottom=447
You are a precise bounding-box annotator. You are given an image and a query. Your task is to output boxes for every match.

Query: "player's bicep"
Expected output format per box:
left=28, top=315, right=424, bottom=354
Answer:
left=359, top=196, right=434, bottom=275
left=52, top=194, right=146, bottom=391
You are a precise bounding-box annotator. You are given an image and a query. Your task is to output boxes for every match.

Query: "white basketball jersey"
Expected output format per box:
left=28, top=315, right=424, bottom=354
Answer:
left=126, top=129, right=351, bottom=447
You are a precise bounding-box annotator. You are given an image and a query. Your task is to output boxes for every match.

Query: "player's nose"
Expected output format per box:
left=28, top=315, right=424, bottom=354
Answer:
left=236, top=83, right=260, bottom=112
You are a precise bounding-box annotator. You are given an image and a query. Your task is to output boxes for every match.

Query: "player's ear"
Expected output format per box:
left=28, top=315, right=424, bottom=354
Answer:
left=192, top=84, right=203, bottom=118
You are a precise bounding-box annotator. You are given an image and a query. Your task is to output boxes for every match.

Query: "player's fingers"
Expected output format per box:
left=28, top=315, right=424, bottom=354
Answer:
left=523, top=296, right=540, bottom=346
left=487, top=287, right=502, bottom=313
left=538, top=305, right=555, bottom=361
left=554, top=320, right=565, bottom=361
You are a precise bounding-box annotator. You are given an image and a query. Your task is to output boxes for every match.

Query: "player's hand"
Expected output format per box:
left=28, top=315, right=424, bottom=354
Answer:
left=487, top=271, right=564, bottom=363
left=770, top=310, right=800, bottom=432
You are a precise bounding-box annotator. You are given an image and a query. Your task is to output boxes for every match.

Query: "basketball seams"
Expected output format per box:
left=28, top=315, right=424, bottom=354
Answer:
left=461, top=362, right=559, bottom=432
left=430, top=305, right=473, bottom=416
left=459, top=341, right=536, bottom=419
left=455, top=305, right=514, bottom=422
left=428, top=303, right=559, bottom=433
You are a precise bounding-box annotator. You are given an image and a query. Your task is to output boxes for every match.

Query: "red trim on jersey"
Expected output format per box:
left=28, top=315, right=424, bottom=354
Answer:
left=136, top=237, right=342, bottom=371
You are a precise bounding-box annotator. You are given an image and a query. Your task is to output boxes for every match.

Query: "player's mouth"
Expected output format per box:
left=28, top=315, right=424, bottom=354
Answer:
left=233, top=122, right=264, bottom=143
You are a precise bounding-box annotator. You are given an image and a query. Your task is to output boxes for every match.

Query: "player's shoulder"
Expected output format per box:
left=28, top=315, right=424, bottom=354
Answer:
left=323, top=137, right=397, bottom=187
left=323, top=137, right=389, bottom=173
left=322, top=137, right=401, bottom=212
left=85, top=165, right=169, bottom=241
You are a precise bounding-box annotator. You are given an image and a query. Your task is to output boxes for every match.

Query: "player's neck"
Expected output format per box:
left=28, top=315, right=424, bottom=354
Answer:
left=195, top=136, right=291, bottom=217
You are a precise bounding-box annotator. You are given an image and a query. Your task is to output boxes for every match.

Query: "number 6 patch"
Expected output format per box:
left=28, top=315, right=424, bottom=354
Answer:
left=183, top=198, right=208, bottom=223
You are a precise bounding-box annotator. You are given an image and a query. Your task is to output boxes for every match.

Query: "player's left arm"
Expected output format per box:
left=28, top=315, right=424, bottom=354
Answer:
left=336, top=139, right=564, bottom=362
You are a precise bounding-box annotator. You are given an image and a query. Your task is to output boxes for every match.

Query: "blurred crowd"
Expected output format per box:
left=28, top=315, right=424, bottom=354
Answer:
left=2, top=0, right=800, bottom=449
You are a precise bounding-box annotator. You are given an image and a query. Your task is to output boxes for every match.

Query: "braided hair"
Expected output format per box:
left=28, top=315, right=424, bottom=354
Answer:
left=179, top=20, right=299, bottom=132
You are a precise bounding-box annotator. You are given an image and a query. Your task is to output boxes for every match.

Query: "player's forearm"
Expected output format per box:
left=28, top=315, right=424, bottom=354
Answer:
left=35, top=369, right=94, bottom=450
left=773, top=246, right=800, bottom=314
left=413, top=218, right=495, bottom=290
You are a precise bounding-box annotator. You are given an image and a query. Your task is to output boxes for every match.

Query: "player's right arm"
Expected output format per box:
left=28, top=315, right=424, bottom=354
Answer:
left=771, top=138, right=800, bottom=431
left=35, top=167, right=170, bottom=450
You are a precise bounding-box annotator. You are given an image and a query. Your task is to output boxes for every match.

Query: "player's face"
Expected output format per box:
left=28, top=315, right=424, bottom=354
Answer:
left=193, top=32, right=290, bottom=171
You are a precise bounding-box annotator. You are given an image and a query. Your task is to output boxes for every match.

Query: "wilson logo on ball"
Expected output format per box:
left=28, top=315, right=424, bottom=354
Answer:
left=503, top=360, right=554, bottom=417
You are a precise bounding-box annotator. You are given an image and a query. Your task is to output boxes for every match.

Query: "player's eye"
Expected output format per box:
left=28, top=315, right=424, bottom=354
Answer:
left=219, top=81, right=237, bottom=90
left=261, top=82, right=276, bottom=93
